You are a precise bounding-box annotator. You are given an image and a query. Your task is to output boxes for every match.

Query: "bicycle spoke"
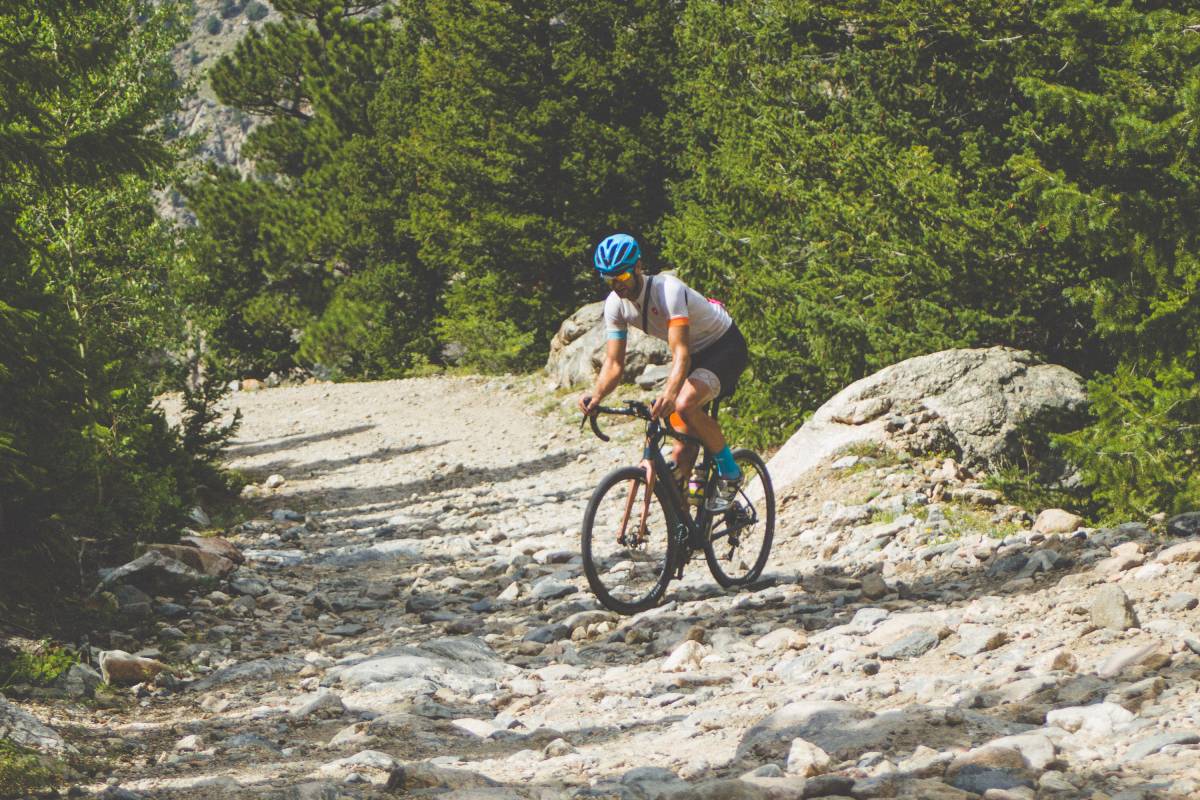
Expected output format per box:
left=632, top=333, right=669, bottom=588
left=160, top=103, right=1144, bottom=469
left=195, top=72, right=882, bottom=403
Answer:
left=703, top=449, right=774, bottom=587
left=582, top=467, right=674, bottom=614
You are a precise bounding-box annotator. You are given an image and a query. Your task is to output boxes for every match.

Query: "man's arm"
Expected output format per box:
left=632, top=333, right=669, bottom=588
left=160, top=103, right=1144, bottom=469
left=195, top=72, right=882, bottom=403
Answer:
left=580, top=338, right=627, bottom=415
left=650, top=322, right=690, bottom=420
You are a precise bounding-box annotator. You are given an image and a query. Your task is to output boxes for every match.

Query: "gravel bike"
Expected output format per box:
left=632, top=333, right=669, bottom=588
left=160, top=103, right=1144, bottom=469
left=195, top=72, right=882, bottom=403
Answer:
left=578, top=398, right=775, bottom=615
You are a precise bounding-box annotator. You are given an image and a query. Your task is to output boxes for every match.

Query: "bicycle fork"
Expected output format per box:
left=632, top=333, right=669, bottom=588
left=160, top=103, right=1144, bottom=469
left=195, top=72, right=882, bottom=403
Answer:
left=614, top=460, right=657, bottom=547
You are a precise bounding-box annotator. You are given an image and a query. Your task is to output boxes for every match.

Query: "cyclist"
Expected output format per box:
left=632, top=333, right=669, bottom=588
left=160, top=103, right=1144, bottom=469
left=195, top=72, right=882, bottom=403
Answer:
left=579, top=233, right=749, bottom=511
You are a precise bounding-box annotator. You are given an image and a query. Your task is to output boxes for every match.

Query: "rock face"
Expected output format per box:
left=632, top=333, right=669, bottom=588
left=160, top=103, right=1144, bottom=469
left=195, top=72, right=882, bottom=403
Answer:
left=96, top=550, right=208, bottom=595
left=98, top=650, right=170, bottom=686
left=768, top=347, right=1087, bottom=493
left=0, top=696, right=75, bottom=754
left=146, top=543, right=237, bottom=577
left=545, top=300, right=670, bottom=389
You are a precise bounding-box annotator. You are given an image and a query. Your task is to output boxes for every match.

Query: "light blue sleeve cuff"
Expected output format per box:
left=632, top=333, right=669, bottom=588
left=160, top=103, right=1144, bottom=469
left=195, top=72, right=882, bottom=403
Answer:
left=606, top=329, right=628, bottom=341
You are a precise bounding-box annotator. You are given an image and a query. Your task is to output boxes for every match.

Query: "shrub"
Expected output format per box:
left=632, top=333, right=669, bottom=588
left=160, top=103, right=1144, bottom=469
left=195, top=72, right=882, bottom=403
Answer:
left=246, top=1, right=268, bottom=22
left=1056, top=362, right=1200, bottom=522
left=204, top=14, right=221, bottom=35
left=220, top=0, right=244, bottom=19
left=0, top=740, right=57, bottom=796
left=0, top=641, right=77, bottom=688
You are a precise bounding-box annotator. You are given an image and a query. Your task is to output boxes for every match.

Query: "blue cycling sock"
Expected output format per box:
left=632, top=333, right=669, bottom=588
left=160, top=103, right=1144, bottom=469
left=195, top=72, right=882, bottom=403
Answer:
left=713, top=446, right=741, bottom=479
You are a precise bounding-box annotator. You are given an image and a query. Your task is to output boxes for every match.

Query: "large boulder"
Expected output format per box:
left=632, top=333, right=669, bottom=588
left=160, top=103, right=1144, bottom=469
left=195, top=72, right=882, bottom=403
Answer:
left=768, top=347, right=1087, bottom=494
left=0, top=696, right=75, bottom=755
left=545, top=301, right=670, bottom=389
left=145, top=543, right=237, bottom=578
left=96, top=550, right=208, bottom=596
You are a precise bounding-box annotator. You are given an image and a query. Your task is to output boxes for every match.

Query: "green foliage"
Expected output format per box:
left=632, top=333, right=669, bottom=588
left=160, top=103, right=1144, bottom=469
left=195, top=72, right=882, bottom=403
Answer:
left=413, top=0, right=681, bottom=371
left=165, top=0, right=1200, bottom=522
left=246, top=1, right=269, bottom=21
left=665, top=0, right=1100, bottom=448
left=205, top=14, right=221, bottom=34
left=1056, top=362, right=1200, bottom=522
left=0, top=740, right=58, bottom=796
left=0, top=641, right=77, bottom=688
left=0, top=1, right=239, bottom=616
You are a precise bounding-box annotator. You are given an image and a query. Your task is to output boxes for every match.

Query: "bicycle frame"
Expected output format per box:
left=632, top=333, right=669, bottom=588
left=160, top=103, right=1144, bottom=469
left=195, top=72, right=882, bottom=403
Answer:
left=586, top=399, right=722, bottom=577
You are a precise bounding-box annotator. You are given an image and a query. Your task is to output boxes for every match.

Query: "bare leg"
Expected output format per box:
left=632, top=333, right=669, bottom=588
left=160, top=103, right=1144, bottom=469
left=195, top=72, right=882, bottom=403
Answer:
left=674, top=377, right=725, bottom=456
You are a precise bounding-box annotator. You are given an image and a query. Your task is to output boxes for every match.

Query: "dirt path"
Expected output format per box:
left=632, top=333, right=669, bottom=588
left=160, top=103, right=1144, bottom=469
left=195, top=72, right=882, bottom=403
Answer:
left=19, top=374, right=1199, bottom=799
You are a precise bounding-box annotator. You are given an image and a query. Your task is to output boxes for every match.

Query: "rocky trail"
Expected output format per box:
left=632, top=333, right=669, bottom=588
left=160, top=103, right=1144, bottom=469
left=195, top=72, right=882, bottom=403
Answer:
left=5, top=370, right=1200, bottom=800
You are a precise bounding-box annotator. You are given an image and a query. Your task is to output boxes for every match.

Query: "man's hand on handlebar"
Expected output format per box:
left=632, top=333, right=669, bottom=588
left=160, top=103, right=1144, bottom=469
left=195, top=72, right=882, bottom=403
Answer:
left=650, top=392, right=676, bottom=421
left=578, top=393, right=600, bottom=417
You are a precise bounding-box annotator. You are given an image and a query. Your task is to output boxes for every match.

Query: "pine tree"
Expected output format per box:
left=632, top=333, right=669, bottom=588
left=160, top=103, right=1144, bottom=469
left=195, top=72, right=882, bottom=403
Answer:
left=0, top=0, right=198, bottom=607
left=665, top=1, right=1105, bottom=446
left=190, top=0, right=437, bottom=376
left=412, top=0, right=682, bottom=371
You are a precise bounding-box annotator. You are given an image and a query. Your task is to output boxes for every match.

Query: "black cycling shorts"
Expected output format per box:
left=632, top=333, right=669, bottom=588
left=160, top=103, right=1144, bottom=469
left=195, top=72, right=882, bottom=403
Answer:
left=691, top=321, right=749, bottom=400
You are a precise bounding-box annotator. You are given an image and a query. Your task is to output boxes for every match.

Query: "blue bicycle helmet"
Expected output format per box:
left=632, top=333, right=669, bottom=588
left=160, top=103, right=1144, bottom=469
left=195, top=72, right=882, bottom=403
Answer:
left=593, top=233, right=641, bottom=276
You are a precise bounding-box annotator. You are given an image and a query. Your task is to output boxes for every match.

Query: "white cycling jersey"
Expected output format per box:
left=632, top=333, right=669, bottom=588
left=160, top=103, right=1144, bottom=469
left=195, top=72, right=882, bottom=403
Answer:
left=603, top=273, right=732, bottom=352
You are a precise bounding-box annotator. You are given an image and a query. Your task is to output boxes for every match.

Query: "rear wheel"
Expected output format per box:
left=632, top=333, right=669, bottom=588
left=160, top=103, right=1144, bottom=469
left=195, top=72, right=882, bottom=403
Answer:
left=704, top=449, right=774, bottom=587
left=581, top=466, right=677, bottom=615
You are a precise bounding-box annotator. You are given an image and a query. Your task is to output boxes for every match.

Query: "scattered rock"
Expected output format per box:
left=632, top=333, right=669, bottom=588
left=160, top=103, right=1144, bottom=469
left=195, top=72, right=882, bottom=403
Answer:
left=1124, top=731, right=1200, bottom=762
left=0, top=696, right=75, bottom=755
left=180, top=534, right=244, bottom=565
left=97, top=550, right=207, bottom=595
left=145, top=543, right=237, bottom=577
left=785, top=737, right=831, bottom=776
left=1166, top=511, right=1200, bottom=537
left=879, top=629, right=940, bottom=660
left=663, top=639, right=708, bottom=672
left=860, top=572, right=890, bottom=599
left=1090, top=584, right=1139, bottom=631
left=951, top=624, right=1008, bottom=658
left=98, top=650, right=169, bottom=686
left=737, top=701, right=878, bottom=763
left=1033, top=508, right=1082, bottom=535
left=1156, top=540, right=1200, bottom=564
left=1046, top=702, right=1135, bottom=739
left=57, top=663, right=103, bottom=698
left=1165, top=592, right=1198, bottom=612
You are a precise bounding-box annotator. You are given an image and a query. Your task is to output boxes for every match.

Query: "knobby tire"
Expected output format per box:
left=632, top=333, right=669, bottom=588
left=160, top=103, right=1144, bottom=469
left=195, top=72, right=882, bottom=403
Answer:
left=581, top=466, right=677, bottom=615
left=704, top=448, right=774, bottom=587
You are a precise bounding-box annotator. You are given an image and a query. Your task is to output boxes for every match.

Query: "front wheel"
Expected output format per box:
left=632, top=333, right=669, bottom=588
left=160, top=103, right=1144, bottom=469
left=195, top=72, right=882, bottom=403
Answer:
left=581, top=466, right=677, bottom=615
left=704, top=448, right=774, bottom=587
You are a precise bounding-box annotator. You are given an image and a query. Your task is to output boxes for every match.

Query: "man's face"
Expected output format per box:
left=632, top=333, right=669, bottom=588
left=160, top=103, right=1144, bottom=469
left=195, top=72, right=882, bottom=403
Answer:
left=605, top=263, right=641, bottom=300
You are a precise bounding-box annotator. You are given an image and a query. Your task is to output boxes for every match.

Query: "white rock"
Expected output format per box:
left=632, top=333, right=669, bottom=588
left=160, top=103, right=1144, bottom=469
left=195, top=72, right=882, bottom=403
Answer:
left=289, top=690, right=345, bottom=719
left=754, top=628, right=807, bottom=652
left=1033, top=508, right=1082, bottom=534
left=980, top=732, right=1058, bottom=770
left=264, top=474, right=286, bottom=489
left=175, top=734, right=204, bottom=752
left=785, top=737, right=832, bottom=776
left=1046, top=703, right=1135, bottom=739
left=319, top=749, right=398, bottom=781
left=0, top=698, right=76, bottom=756
left=1131, top=562, right=1167, bottom=582
left=509, top=678, right=541, bottom=697
left=452, top=718, right=497, bottom=738
left=661, top=640, right=708, bottom=673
